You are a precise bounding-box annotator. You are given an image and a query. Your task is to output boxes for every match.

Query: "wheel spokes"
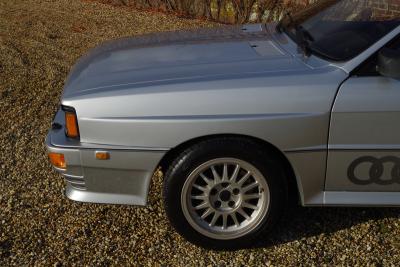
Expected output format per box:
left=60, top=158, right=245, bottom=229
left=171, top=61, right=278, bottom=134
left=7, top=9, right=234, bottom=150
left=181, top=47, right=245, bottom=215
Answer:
left=242, top=201, right=259, bottom=210
left=191, top=194, right=207, bottom=200
left=242, top=193, right=261, bottom=200
left=209, top=212, right=220, bottom=226
left=184, top=158, right=270, bottom=238
left=199, top=173, right=213, bottom=186
left=242, top=181, right=258, bottom=193
left=211, top=166, right=221, bottom=183
left=231, top=213, right=240, bottom=227
left=221, top=163, right=229, bottom=182
left=237, top=171, right=251, bottom=186
left=201, top=208, right=213, bottom=219
left=237, top=208, right=250, bottom=220
left=222, top=214, right=228, bottom=229
left=230, top=164, right=240, bottom=182
left=194, top=201, right=209, bottom=210
left=192, top=184, right=207, bottom=192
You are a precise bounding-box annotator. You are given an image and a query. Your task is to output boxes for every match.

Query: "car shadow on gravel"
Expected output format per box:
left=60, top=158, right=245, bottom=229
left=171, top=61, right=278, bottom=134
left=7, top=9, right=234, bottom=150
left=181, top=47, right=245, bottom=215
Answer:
left=250, top=205, right=400, bottom=249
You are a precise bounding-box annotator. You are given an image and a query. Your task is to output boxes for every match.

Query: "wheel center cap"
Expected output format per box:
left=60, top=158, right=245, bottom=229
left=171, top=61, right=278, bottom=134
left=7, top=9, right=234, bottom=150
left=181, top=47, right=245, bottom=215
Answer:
left=219, top=190, right=231, bottom=201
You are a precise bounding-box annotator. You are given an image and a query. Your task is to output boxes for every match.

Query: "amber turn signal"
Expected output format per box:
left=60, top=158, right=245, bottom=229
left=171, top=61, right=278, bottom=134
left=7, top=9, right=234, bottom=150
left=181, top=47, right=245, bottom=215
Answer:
left=95, top=151, right=110, bottom=160
left=65, top=111, right=79, bottom=138
left=48, top=153, right=66, bottom=169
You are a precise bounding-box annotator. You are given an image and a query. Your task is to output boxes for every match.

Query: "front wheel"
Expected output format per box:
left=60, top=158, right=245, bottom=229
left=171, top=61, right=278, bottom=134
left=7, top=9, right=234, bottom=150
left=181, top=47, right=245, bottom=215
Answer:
left=163, top=137, right=288, bottom=250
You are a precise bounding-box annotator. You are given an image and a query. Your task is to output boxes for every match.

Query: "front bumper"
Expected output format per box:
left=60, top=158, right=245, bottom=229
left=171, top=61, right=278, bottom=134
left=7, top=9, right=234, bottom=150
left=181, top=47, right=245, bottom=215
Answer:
left=45, top=110, right=166, bottom=205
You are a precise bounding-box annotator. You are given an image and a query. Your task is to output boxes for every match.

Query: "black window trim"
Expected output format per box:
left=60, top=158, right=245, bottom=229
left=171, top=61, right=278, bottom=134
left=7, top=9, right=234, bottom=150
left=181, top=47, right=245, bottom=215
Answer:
left=351, top=33, right=400, bottom=77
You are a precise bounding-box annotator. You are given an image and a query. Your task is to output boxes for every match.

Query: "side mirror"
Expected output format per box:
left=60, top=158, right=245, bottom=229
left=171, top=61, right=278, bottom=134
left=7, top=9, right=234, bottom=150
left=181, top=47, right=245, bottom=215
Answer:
left=377, top=47, right=400, bottom=79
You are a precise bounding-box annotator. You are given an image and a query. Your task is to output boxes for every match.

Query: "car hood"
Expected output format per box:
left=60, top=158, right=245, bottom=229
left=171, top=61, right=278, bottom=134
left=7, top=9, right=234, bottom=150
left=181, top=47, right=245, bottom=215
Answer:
left=62, top=24, right=310, bottom=98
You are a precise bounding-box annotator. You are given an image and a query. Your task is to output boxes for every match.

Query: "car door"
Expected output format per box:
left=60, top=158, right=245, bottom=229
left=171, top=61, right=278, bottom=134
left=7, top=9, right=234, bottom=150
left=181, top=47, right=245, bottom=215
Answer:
left=325, top=36, right=400, bottom=193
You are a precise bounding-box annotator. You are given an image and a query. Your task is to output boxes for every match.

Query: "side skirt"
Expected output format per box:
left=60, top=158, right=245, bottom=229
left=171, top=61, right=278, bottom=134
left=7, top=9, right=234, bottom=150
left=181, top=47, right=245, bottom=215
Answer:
left=320, top=191, right=400, bottom=207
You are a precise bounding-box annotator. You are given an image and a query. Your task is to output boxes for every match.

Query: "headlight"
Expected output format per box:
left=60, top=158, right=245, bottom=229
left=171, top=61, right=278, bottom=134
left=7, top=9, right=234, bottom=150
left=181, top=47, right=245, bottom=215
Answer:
left=62, top=106, right=80, bottom=139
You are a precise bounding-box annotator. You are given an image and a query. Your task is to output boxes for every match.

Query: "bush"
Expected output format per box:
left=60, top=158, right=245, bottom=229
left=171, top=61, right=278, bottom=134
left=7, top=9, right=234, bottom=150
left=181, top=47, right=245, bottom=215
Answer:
left=104, top=0, right=313, bottom=23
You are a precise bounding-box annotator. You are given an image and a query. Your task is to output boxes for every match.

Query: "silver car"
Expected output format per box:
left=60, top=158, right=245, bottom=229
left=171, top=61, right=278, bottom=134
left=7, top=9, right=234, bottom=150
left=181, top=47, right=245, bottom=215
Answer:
left=46, top=0, right=400, bottom=249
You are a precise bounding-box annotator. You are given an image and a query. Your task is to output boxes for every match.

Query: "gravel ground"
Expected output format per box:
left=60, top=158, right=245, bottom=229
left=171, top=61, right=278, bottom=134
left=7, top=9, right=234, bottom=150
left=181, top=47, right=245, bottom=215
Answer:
left=1, top=0, right=400, bottom=266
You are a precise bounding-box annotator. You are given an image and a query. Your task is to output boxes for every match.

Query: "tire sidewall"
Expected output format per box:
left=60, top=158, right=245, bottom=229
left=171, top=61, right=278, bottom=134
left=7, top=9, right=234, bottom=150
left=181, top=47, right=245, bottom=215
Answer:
left=163, top=138, right=287, bottom=250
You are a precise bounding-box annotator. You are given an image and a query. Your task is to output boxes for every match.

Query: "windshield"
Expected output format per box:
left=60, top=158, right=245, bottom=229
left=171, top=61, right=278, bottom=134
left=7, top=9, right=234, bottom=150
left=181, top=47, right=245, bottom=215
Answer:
left=279, top=0, right=400, bottom=61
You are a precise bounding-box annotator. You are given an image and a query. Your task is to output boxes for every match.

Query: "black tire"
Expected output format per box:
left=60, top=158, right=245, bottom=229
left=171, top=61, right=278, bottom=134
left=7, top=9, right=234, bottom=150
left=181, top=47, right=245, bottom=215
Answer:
left=163, top=137, right=288, bottom=250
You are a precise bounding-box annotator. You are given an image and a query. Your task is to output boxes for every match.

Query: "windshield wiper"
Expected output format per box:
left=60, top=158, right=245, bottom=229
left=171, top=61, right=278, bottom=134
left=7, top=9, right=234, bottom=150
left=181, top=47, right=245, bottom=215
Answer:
left=294, top=25, right=315, bottom=56
left=276, top=11, right=315, bottom=56
left=276, top=11, right=294, bottom=33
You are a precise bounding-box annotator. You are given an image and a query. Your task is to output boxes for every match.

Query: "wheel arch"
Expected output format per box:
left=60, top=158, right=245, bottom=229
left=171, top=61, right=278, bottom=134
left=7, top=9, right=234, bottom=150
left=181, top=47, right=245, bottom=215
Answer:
left=157, top=134, right=300, bottom=205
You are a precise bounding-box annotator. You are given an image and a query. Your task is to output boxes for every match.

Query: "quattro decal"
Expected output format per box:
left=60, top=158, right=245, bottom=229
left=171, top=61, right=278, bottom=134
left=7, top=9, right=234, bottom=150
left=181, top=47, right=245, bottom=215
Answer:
left=347, top=156, right=400, bottom=185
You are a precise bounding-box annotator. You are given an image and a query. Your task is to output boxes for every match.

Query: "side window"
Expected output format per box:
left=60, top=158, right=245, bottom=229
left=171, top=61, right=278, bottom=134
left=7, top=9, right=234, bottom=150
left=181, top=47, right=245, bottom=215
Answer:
left=353, top=35, right=400, bottom=77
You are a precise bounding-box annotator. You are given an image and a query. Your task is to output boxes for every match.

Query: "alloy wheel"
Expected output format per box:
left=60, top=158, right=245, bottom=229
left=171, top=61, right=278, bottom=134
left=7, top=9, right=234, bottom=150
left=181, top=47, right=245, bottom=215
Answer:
left=181, top=158, right=270, bottom=240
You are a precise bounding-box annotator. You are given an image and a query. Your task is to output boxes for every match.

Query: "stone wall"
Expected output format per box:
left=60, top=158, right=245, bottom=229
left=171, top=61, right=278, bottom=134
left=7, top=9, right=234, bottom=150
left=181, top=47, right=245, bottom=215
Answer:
left=372, top=0, right=400, bottom=20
